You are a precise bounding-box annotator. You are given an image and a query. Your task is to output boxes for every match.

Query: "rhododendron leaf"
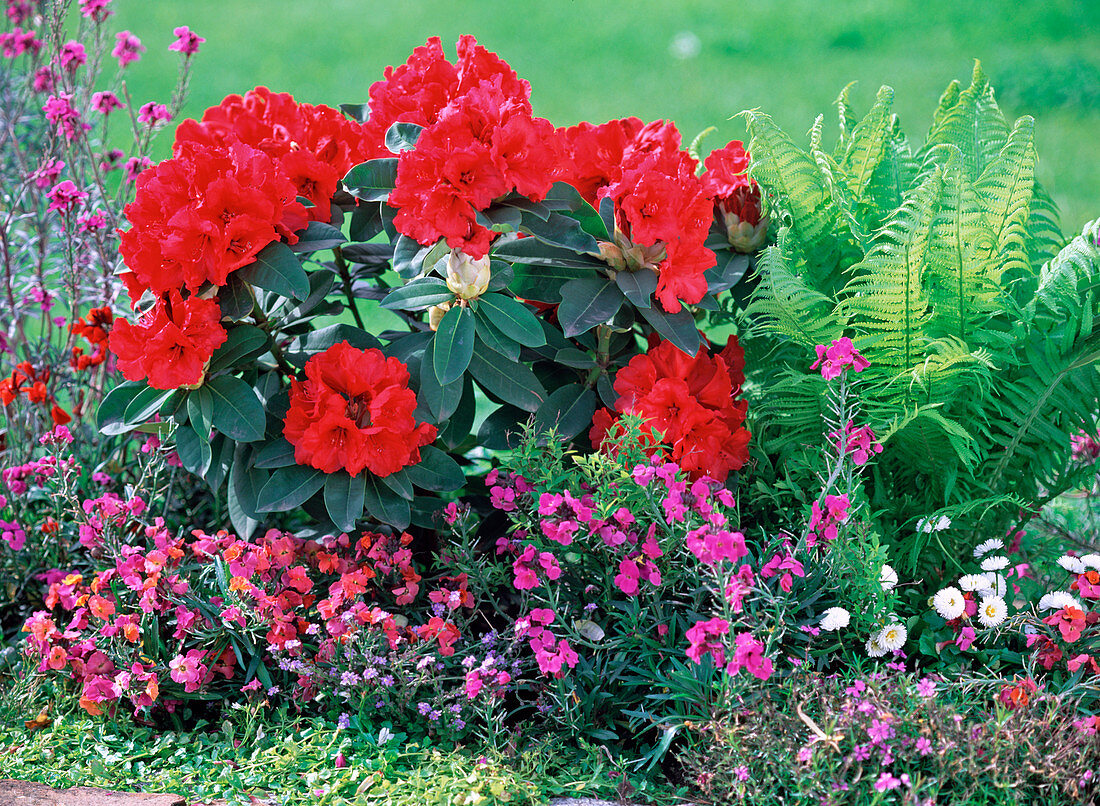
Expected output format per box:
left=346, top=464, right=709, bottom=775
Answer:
left=186, top=387, right=214, bottom=439
left=520, top=210, right=601, bottom=255
left=205, top=433, right=234, bottom=491
left=123, top=385, right=174, bottom=426
left=342, top=158, right=398, bottom=202
left=340, top=242, right=392, bottom=267
left=284, top=272, right=338, bottom=324
left=256, top=465, right=324, bottom=512
left=507, top=264, right=599, bottom=304
left=392, top=234, right=437, bottom=280
left=207, top=375, right=267, bottom=443
left=474, top=293, right=546, bottom=348
left=348, top=203, right=385, bottom=244
left=598, top=196, right=616, bottom=238
left=476, top=205, right=522, bottom=233
left=382, top=330, right=432, bottom=365
left=637, top=304, right=703, bottom=355
left=597, top=372, right=617, bottom=408
left=498, top=195, right=551, bottom=221
left=469, top=344, right=546, bottom=412
left=379, top=468, right=414, bottom=501
left=237, top=242, right=310, bottom=302
left=615, top=269, right=659, bottom=309
left=554, top=348, right=597, bottom=369
left=339, top=102, right=369, bottom=123
left=384, top=122, right=423, bottom=154
left=96, top=381, right=145, bottom=435
left=704, top=252, right=751, bottom=295
left=363, top=474, right=411, bottom=529
left=289, top=221, right=346, bottom=253
left=218, top=275, right=254, bottom=320
left=253, top=437, right=297, bottom=469
left=208, top=326, right=269, bottom=373
left=492, top=237, right=606, bottom=269
left=433, top=306, right=475, bottom=386
left=439, top=379, right=476, bottom=450
left=229, top=446, right=265, bottom=537
left=175, top=423, right=212, bottom=477
left=380, top=278, right=453, bottom=311
left=477, top=404, right=526, bottom=450
left=473, top=317, right=520, bottom=362
left=323, top=472, right=366, bottom=532
left=485, top=261, right=514, bottom=293
left=533, top=384, right=597, bottom=441
left=286, top=324, right=382, bottom=367
left=405, top=445, right=465, bottom=492
left=557, top=277, right=625, bottom=337
left=418, top=340, right=464, bottom=422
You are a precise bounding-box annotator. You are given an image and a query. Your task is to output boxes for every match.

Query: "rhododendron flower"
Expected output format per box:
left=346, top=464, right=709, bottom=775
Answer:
left=283, top=342, right=436, bottom=476
left=112, top=30, right=143, bottom=66
left=590, top=336, right=749, bottom=481
left=686, top=617, right=729, bottom=667
left=169, top=26, right=204, bottom=55
left=700, top=140, right=769, bottom=252
left=109, top=291, right=226, bottom=389
left=811, top=336, right=870, bottom=380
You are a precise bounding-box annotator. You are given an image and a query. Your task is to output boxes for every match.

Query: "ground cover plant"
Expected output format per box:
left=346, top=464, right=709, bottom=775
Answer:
left=2, top=3, right=1100, bottom=804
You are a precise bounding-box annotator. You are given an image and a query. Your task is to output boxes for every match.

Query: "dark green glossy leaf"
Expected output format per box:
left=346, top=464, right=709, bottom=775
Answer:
left=186, top=386, right=214, bottom=439
left=474, top=293, right=546, bottom=347
left=477, top=404, right=527, bottom=450
left=485, top=261, right=514, bottom=292
left=253, top=437, right=297, bottom=469
left=637, top=303, right=702, bottom=355
left=286, top=324, right=382, bottom=367
left=290, top=221, right=346, bottom=253
left=343, top=158, right=398, bottom=202
left=363, top=474, right=411, bottom=529
left=209, top=325, right=269, bottom=373
left=493, top=236, right=607, bottom=269
left=405, top=445, right=465, bottom=492
left=520, top=210, right=601, bottom=254
left=204, top=433, right=234, bottom=491
left=597, top=372, right=617, bottom=408
left=508, top=263, right=600, bottom=304
left=382, top=330, right=432, bottom=364
left=284, top=271, right=337, bottom=323
left=557, top=277, right=625, bottom=337
left=419, top=339, right=464, bottom=422
left=380, top=278, right=454, bottom=311
left=237, top=242, right=310, bottom=301
left=392, top=235, right=447, bottom=280
left=385, top=122, right=423, bottom=153
left=324, top=472, right=366, bottom=532
left=476, top=205, right=523, bottom=233
left=498, top=194, right=552, bottom=220
left=123, top=385, right=174, bottom=426
left=97, top=381, right=145, bottom=435
left=256, top=465, right=324, bottom=512
left=433, top=305, right=475, bottom=386
left=348, top=202, right=384, bottom=243
left=175, top=424, right=212, bottom=476
left=439, top=378, right=476, bottom=450
left=704, top=251, right=751, bottom=294
left=616, top=269, right=658, bottom=309
left=339, top=103, right=369, bottom=123
left=379, top=468, right=414, bottom=500
left=218, top=274, right=254, bottom=319
left=229, top=446, right=265, bottom=538
left=469, top=343, right=546, bottom=412
left=598, top=196, right=616, bottom=238
left=555, top=348, right=597, bottom=369
left=533, top=385, right=597, bottom=441
left=474, top=315, right=520, bottom=362
left=207, top=374, right=267, bottom=442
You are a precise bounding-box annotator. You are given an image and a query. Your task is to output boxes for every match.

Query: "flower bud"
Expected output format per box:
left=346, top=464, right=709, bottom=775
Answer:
left=428, top=301, right=452, bottom=331
left=720, top=185, right=769, bottom=253
left=597, top=231, right=667, bottom=274
left=444, top=250, right=491, bottom=300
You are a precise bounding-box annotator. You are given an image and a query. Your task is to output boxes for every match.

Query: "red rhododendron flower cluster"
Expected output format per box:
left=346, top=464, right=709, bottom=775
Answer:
left=119, top=140, right=307, bottom=296
left=591, top=336, right=750, bottom=482
left=69, top=305, right=113, bottom=370
left=174, top=86, right=374, bottom=223
left=109, top=291, right=227, bottom=390
left=283, top=342, right=436, bottom=476
left=370, top=36, right=559, bottom=258
left=558, top=118, right=715, bottom=312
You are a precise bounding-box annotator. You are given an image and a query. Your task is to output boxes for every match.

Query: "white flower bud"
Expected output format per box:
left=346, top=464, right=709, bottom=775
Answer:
left=444, top=250, right=491, bottom=300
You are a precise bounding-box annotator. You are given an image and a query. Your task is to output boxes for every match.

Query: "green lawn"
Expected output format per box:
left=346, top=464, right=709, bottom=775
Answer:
left=114, top=0, right=1098, bottom=233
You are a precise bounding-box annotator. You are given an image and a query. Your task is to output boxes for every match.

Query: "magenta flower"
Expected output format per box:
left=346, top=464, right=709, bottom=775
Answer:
left=0, top=26, right=42, bottom=58
left=78, top=0, right=113, bottom=22
left=168, top=649, right=208, bottom=692
left=43, top=94, right=89, bottom=140
left=137, top=101, right=170, bottom=126
left=873, top=772, right=902, bottom=793
left=57, top=40, right=86, bottom=72
left=168, top=25, right=204, bottom=55
left=6, top=2, right=32, bottom=25
left=511, top=543, right=560, bottom=590
left=916, top=676, right=937, bottom=697
left=123, top=155, right=152, bottom=182
left=810, top=336, right=870, bottom=380
left=112, top=30, right=144, bottom=67
left=32, top=65, right=56, bottom=92
left=91, top=90, right=124, bottom=116
left=46, top=180, right=87, bottom=215
left=727, top=632, right=773, bottom=680
left=30, top=158, right=64, bottom=189
left=686, top=617, right=729, bottom=666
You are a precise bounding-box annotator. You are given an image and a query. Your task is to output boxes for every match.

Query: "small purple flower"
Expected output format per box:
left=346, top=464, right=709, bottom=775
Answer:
left=916, top=677, right=937, bottom=698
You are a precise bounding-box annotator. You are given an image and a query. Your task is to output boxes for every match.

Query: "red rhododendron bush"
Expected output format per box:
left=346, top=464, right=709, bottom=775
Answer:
left=5, top=20, right=1100, bottom=803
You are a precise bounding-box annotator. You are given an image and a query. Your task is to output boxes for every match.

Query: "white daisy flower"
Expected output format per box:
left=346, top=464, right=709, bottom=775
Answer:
left=982, top=572, right=1007, bottom=598
left=1057, top=555, right=1087, bottom=574
left=880, top=564, right=898, bottom=591
left=980, top=556, right=1009, bottom=572
left=958, top=574, right=990, bottom=592
left=977, top=596, right=1008, bottom=628
left=1038, top=591, right=1084, bottom=612
left=973, top=539, right=1004, bottom=559
left=820, top=607, right=850, bottom=631
left=917, top=515, right=951, bottom=533
left=875, top=622, right=908, bottom=652
left=932, top=587, right=966, bottom=620
left=865, top=636, right=887, bottom=658
left=1080, top=554, right=1100, bottom=571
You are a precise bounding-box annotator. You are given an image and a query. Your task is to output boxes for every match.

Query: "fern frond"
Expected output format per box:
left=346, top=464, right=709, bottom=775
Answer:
left=1029, top=218, right=1100, bottom=348
left=928, top=78, right=962, bottom=135
left=877, top=405, right=979, bottom=472
left=908, top=337, right=997, bottom=408
left=742, top=110, right=838, bottom=247
left=839, top=169, right=939, bottom=370
left=809, top=116, right=873, bottom=251
left=749, top=370, right=826, bottom=456
left=920, top=61, right=1010, bottom=181
left=865, top=115, right=918, bottom=222
left=1025, top=181, right=1067, bottom=276
left=744, top=233, right=847, bottom=349
left=839, top=85, right=894, bottom=201
left=834, top=81, right=861, bottom=155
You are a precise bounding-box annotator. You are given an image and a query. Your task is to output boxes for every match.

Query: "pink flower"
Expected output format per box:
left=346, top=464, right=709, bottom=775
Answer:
left=30, top=158, right=64, bottom=189
left=530, top=633, right=578, bottom=678
left=168, top=26, right=204, bottom=56
left=78, top=0, right=113, bottom=22
left=874, top=772, right=902, bottom=793
left=956, top=624, right=977, bottom=651
left=112, top=30, right=144, bottom=67
left=6, top=2, right=32, bottom=25
left=724, top=564, right=755, bottom=612
left=760, top=552, right=805, bottom=592
left=32, top=65, right=56, bottom=92
left=686, top=617, right=729, bottom=667
left=511, top=544, right=560, bottom=590
left=830, top=420, right=883, bottom=465
left=91, top=91, right=124, bottom=116
left=168, top=649, right=208, bottom=692
left=137, top=101, right=170, bottom=127
left=77, top=210, right=108, bottom=233
left=57, top=40, right=86, bottom=72
left=46, top=180, right=87, bottom=215
left=916, top=677, right=937, bottom=697
left=0, top=26, right=42, bottom=58
left=123, top=156, right=152, bottom=182
left=43, top=94, right=89, bottom=140
left=726, top=632, right=773, bottom=680
left=810, top=337, right=870, bottom=380
left=614, top=559, right=641, bottom=595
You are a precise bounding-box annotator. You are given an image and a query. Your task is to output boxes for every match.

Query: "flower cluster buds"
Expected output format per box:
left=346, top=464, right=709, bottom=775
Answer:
left=444, top=250, right=491, bottom=300
left=597, top=231, right=667, bottom=275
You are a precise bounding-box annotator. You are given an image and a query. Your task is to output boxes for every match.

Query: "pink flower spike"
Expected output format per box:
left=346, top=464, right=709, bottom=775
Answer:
left=78, top=0, right=114, bottom=22
left=58, top=40, right=87, bottom=72
left=112, top=30, right=144, bottom=67
left=168, top=26, right=204, bottom=56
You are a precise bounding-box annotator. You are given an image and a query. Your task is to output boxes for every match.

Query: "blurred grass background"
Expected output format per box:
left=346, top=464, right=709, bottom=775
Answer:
left=114, top=0, right=1099, bottom=234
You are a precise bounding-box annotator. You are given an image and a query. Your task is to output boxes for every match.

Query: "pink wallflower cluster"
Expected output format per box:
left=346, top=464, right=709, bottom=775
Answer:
left=760, top=550, right=806, bottom=592
left=686, top=618, right=772, bottom=680
left=513, top=608, right=578, bottom=678
left=0, top=25, right=42, bottom=58
left=1071, top=429, right=1100, bottom=462
left=112, top=30, right=143, bottom=67
left=829, top=421, right=883, bottom=466
left=43, top=93, right=91, bottom=140
left=806, top=493, right=851, bottom=547
left=811, top=336, right=870, bottom=380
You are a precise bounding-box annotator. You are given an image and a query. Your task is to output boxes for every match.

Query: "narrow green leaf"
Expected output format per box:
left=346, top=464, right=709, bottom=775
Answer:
left=405, top=445, right=465, bottom=492
left=237, top=241, right=310, bottom=301
left=469, top=343, right=546, bottom=412
left=492, top=236, right=607, bottom=269
left=186, top=386, right=214, bottom=439
left=519, top=210, right=601, bottom=255
left=324, top=472, right=366, bottom=532
left=474, top=293, right=546, bottom=347
left=474, top=315, right=521, bottom=362
left=433, top=305, right=475, bottom=386
left=419, top=340, right=464, bottom=422
left=256, top=465, right=324, bottom=512
left=379, top=468, right=414, bottom=500
left=637, top=303, right=702, bottom=355
left=207, top=374, right=267, bottom=442
left=557, top=277, right=625, bottom=337
left=123, top=385, right=174, bottom=425
left=363, top=474, right=411, bottom=529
